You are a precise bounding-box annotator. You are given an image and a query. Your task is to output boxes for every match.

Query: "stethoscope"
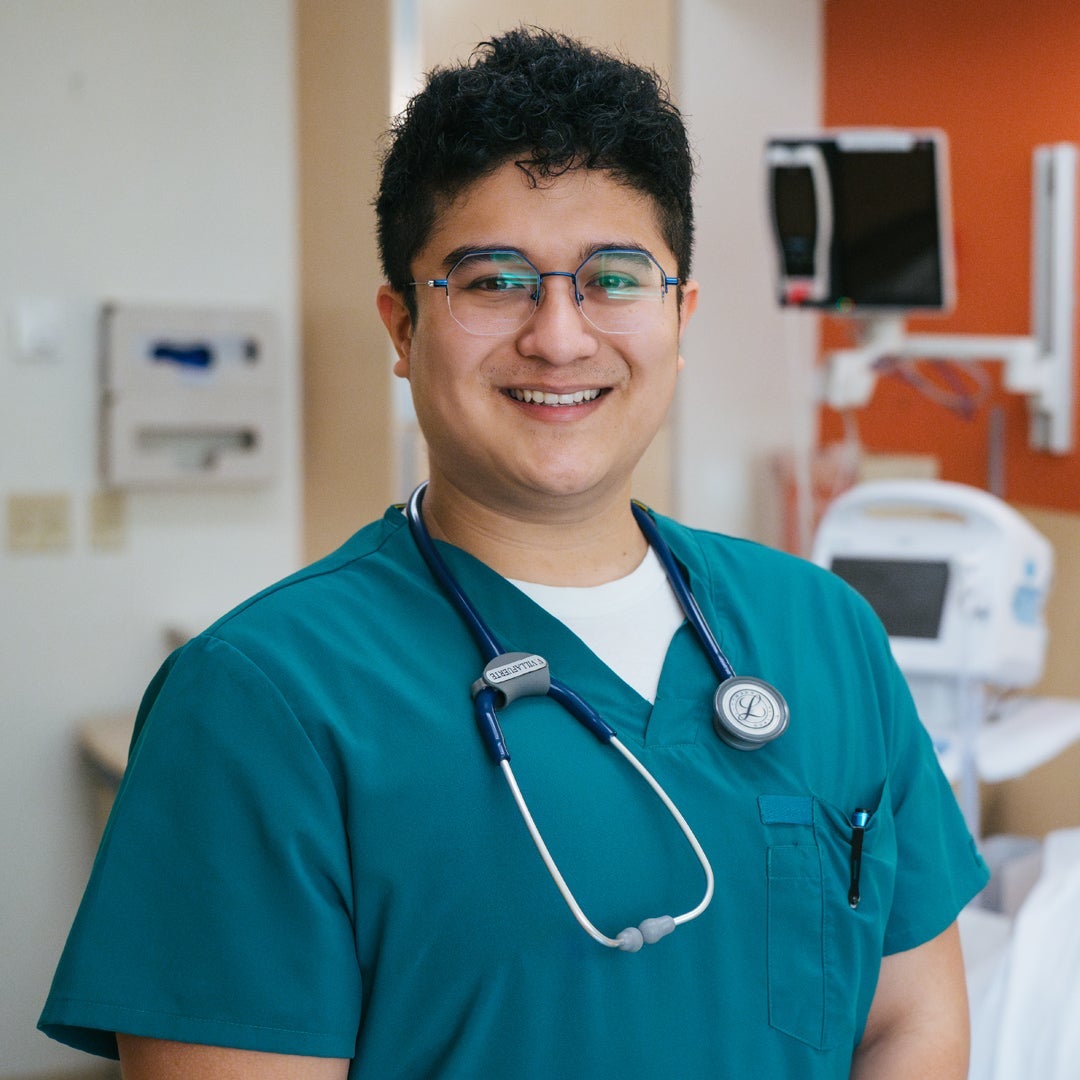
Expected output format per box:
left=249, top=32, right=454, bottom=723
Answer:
left=405, top=482, right=789, bottom=951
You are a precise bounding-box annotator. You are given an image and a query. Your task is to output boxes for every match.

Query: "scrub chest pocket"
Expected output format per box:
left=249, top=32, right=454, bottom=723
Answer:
left=761, top=790, right=898, bottom=1051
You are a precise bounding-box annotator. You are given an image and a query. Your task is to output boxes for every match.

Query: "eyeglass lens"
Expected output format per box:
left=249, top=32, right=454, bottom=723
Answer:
left=445, top=250, right=670, bottom=335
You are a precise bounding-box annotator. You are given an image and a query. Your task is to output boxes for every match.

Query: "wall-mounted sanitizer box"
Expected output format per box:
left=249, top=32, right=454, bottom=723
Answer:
left=100, top=303, right=279, bottom=487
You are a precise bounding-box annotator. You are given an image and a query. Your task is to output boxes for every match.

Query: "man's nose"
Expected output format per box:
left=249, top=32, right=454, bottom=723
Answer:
left=516, top=273, right=599, bottom=362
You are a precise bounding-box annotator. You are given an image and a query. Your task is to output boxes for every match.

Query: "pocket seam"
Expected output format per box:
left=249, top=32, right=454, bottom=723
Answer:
left=766, top=842, right=828, bottom=1049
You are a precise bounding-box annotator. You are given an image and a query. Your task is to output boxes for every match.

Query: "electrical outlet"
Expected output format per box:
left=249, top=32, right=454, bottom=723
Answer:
left=11, top=299, right=63, bottom=363
left=6, top=492, right=72, bottom=552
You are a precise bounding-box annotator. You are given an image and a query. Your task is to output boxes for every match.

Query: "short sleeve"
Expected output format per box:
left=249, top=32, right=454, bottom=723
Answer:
left=39, top=635, right=362, bottom=1060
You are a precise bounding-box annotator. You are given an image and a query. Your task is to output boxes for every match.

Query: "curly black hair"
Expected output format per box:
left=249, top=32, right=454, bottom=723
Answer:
left=375, top=27, right=695, bottom=313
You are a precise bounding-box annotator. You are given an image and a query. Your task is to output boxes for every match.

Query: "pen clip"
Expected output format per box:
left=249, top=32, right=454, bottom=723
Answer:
left=848, top=809, right=870, bottom=909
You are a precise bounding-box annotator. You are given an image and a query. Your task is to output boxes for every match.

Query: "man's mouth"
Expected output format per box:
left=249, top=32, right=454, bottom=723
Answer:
left=505, top=388, right=604, bottom=406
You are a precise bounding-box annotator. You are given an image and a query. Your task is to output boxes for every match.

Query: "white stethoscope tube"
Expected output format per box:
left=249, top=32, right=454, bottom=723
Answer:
left=500, top=739, right=715, bottom=951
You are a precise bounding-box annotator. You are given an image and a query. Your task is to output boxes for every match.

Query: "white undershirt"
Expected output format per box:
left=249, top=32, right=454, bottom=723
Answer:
left=508, top=547, right=686, bottom=703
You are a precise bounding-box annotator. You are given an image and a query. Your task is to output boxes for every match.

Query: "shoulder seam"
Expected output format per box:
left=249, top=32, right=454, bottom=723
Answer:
left=192, top=634, right=341, bottom=798
left=211, top=512, right=407, bottom=634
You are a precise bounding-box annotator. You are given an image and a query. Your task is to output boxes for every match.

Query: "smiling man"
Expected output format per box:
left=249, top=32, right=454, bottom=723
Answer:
left=40, top=28, right=987, bottom=1079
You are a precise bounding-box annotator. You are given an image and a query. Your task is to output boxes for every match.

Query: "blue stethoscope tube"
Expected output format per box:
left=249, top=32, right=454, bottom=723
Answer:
left=632, top=500, right=791, bottom=751
left=405, top=486, right=619, bottom=759
left=631, top=500, right=735, bottom=681
left=404, top=483, right=787, bottom=950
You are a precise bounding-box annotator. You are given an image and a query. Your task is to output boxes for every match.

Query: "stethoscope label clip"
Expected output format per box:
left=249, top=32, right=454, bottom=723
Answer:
left=473, top=652, right=551, bottom=707
left=713, top=676, right=790, bottom=751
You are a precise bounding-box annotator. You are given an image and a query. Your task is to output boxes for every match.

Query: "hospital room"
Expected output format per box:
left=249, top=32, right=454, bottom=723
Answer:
left=3, top=1, right=1080, bottom=1077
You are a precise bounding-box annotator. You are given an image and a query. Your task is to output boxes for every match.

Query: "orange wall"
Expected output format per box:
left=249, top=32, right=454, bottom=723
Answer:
left=822, top=0, right=1080, bottom=510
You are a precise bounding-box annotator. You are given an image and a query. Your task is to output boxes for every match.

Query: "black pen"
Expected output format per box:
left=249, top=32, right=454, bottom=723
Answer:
left=848, top=809, right=870, bottom=908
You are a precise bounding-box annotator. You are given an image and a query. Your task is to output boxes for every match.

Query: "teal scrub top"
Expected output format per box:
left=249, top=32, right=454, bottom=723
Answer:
left=40, top=506, right=988, bottom=1077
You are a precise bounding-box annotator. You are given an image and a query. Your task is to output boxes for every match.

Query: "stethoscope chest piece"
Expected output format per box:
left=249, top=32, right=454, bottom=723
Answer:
left=713, top=676, right=790, bottom=751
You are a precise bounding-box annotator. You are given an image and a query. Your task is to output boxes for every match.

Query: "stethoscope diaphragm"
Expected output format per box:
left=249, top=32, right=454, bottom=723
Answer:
left=713, top=676, right=790, bottom=750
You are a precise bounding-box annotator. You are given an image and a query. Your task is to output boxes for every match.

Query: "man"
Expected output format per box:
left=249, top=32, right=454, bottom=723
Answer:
left=41, top=29, right=987, bottom=1078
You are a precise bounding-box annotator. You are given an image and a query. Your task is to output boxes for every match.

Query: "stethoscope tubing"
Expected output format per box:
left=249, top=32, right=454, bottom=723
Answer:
left=405, top=487, right=503, bottom=660
left=404, top=482, right=715, bottom=950
left=405, top=487, right=618, bottom=757
left=630, top=500, right=736, bottom=683
left=500, top=739, right=715, bottom=949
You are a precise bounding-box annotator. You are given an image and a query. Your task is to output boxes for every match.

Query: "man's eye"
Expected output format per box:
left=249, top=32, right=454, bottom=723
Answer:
left=471, top=274, right=531, bottom=292
left=455, top=267, right=536, bottom=294
left=591, top=273, right=639, bottom=291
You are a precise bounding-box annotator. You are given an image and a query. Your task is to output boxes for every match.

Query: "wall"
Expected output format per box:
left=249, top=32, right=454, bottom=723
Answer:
left=981, top=506, right=1080, bottom=837
left=0, top=3, right=300, bottom=1075
left=297, top=0, right=395, bottom=561
left=676, top=0, right=823, bottom=543
left=821, top=0, right=1080, bottom=508
left=418, top=0, right=673, bottom=61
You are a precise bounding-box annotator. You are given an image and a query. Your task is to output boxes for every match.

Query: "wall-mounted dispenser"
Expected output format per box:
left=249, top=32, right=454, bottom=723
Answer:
left=100, top=303, right=279, bottom=487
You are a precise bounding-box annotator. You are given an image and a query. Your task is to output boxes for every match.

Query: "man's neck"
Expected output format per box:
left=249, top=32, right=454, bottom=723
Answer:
left=418, top=476, right=649, bottom=587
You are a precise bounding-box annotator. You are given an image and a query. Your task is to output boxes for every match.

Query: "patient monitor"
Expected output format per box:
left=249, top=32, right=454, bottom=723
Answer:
left=812, top=480, right=1052, bottom=691
left=813, top=480, right=1054, bottom=834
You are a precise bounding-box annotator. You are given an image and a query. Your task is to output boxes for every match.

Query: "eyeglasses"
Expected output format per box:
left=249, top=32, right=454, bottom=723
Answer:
left=411, top=249, right=680, bottom=336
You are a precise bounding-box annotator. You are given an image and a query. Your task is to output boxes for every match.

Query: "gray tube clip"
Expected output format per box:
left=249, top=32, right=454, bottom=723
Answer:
left=472, top=652, right=551, bottom=707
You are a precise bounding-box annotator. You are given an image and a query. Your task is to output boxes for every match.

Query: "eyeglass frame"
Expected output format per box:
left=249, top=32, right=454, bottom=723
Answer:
left=409, top=247, right=682, bottom=336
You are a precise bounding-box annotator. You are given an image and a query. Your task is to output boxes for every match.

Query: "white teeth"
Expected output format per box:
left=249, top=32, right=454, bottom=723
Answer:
left=509, top=388, right=601, bottom=406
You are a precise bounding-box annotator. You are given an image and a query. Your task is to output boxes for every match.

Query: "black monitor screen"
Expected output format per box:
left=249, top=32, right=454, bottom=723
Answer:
left=830, top=557, right=950, bottom=639
left=832, top=142, right=946, bottom=308
left=772, top=166, right=818, bottom=277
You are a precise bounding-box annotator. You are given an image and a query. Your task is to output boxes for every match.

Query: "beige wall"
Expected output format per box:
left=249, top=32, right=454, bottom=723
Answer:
left=1023, top=508, right=1080, bottom=703
left=418, top=2, right=674, bottom=75
left=2, top=5, right=300, bottom=1070
left=297, top=1, right=394, bottom=561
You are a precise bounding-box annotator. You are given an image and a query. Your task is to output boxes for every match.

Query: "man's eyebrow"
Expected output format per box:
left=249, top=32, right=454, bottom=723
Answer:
left=436, top=242, right=662, bottom=272
left=438, top=245, right=523, bottom=271
left=579, top=242, right=659, bottom=263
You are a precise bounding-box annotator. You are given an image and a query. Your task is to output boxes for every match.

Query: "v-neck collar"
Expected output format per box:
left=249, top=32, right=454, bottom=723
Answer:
left=431, top=518, right=726, bottom=750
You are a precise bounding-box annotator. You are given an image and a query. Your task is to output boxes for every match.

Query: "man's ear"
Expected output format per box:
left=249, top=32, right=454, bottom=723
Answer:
left=675, top=280, right=699, bottom=375
left=677, top=279, right=699, bottom=339
left=377, top=286, right=414, bottom=378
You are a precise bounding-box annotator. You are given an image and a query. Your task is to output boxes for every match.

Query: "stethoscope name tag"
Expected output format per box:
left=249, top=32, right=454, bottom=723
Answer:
left=473, top=652, right=550, bottom=706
